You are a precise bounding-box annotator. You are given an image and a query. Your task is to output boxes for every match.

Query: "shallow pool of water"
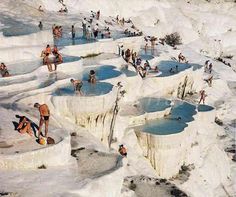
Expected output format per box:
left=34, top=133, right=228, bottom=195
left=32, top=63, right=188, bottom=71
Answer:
left=157, top=61, right=202, bottom=77
left=140, top=54, right=154, bottom=61
left=197, top=104, right=214, bottom=112
left=136, top=100, right=197, bottom=135
left=54, top=81, right=113, bottom=96
left=120, top=67, right=137, bottom=77
left=120, top=98, right=171, bottom=116
left=139, top=48, right=160, bottom=57
left=54, top=30, right=128, bottom=47
left=82, top=65, right=121, bottom=81
left=139, top=97, right=171, bottom=113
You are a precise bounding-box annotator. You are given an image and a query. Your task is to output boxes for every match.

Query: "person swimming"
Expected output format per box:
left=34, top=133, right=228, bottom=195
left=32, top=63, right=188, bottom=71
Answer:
left=88, top=70, right=96, bottom=84
left=70, top=79, right=83, bottom=95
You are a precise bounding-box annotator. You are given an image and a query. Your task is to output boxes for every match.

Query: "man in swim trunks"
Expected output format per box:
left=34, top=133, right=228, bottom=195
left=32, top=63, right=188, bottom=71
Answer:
left=34, top=103, right=50, bottom=139
left=70, top=79, right=83, bottom=95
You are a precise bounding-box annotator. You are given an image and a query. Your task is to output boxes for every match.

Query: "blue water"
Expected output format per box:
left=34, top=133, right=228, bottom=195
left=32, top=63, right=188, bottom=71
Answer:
left=82, top=65, right=121, bottom=81
left=120, top=67, right=137, bottom=77
left=137, top=100, right=197, bottom=135
left=139, top=97, right=171, bottom=113
left=156, top=61, right=202, bottom=77
left=197, top=104, right=214, bottom=112
left=54, top=30, right=128, bottom=47
left=140, top=54, right=154, bottom=61
left=38, top=72, right=69, bottom=89
left=54, top=81, right=113, bottom=96
left=139, top=48, right=160, bottom=57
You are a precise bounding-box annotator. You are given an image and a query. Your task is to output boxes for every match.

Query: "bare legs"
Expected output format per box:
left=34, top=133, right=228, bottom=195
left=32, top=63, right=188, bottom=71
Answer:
left=38, top=118, right=49, bottom=138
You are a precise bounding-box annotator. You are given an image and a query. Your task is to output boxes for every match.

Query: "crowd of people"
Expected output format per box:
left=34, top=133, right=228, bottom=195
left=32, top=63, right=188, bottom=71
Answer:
left=3, top=5, right=218, bottom=153
left=118, top=46, right=159, bottom=78
left=144, top=36, right=158, bottom=51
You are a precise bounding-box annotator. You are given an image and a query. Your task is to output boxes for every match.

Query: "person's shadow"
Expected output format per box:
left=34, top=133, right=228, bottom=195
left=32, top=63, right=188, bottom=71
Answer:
left=12, top=115, right=39, bottom=138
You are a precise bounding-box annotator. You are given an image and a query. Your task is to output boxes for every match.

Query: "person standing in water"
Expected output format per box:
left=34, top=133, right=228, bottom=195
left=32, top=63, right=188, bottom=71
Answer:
left=70, top=79, right=83, bottom=95
left=82, top=18, right=87, bottom=37
left=88, top=70, right=96, bottom=84
left=38, top=21, right=43, bottom=30
left=71, top=25, right=75, bottom=39
left=93, top=23, right=99, bottom=39
left=34, top=103, right=50, bottom=139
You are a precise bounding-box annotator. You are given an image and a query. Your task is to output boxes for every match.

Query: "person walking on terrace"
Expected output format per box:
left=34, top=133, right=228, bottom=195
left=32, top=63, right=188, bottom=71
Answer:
left=34, top=103, right=50, bottom=139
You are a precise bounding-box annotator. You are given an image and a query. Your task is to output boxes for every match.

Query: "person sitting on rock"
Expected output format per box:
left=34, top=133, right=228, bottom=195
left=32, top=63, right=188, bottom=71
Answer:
left=88, top=70, right=96, bottom=84
left=38, top=5, right=44, bottom=12
left=52, top=45, right=58, bottom=55
left=143, top=62, right=151, bottom=72
left=178, top=53, right=187, bottom=63
left=0, top=63, right=10, bottom=77
left=119, top=144, right=127, bottom=157
left=41, top=44, right=51, bottom=57
left=16, top=116, right=33, bottom=137
left=70, top=79, right=83, bottom=95
left=54, top=52, right=63, bottom=70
